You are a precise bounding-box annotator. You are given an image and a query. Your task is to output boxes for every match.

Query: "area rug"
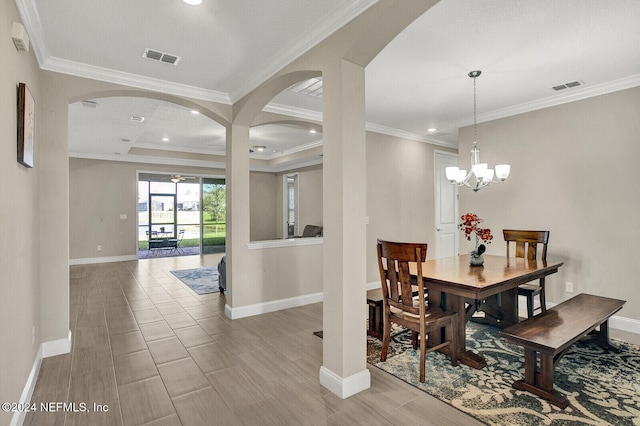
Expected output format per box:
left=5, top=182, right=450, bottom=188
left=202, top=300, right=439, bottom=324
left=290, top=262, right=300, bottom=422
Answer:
left=363, top=323, right=640, bottom=425
left=170, top=267, right=219, bottom=295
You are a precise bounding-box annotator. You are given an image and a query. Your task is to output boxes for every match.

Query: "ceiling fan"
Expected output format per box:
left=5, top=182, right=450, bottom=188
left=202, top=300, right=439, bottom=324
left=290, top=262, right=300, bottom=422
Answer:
left=169, top=174, right=196, bottom=183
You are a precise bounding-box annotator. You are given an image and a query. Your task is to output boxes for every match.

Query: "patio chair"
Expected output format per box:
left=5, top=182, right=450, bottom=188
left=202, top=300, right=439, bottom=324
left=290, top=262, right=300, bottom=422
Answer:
left=167, top=229, right=185, bottom=253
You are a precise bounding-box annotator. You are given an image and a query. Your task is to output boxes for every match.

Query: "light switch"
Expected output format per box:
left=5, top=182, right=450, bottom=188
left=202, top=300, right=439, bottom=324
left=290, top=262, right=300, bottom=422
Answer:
left=120, top=214, right=127, bottom=220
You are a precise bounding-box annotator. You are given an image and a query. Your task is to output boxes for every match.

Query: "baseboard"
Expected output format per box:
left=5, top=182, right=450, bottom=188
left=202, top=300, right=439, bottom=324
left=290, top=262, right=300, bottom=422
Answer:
left=41, top=330, right=72, bottom=358
left=225, top=291, right=323, bottom=319
left=69, top=255, right=138, bottom=265
left=11, top=331, right=72, bottom=426
left=10, top=347, right=42, bottom=426
left=319, top=366, right=371, bottom=399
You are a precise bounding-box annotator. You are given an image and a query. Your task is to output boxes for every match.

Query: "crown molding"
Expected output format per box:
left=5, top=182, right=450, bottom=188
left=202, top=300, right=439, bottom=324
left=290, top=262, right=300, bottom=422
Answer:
left=227, top=0, right=379, bottom=103
left=68, top=151, right=225, bottom=169
left=263, top=103, right=323, bottom=122
left=40, top=57, right=231, bottom=104
left=364, top=122, right=457, bottom=148
left=264, top=102, right=457, bottom=149
left=457, top=73, right=640, bottom=127
left=69, top=150, right=322, bottom=173
left=14, top=0, right=48, bottom=64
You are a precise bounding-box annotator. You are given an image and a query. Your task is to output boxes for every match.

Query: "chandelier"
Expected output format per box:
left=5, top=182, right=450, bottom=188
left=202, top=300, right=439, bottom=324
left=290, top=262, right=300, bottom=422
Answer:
left=445, top=71, right=510, bottom=192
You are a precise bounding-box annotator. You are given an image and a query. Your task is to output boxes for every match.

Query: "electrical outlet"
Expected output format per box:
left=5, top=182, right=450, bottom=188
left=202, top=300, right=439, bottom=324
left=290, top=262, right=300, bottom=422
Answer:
left=565, top=282, right=574, bottom=293
left=97, top=245, right=102, bottom=251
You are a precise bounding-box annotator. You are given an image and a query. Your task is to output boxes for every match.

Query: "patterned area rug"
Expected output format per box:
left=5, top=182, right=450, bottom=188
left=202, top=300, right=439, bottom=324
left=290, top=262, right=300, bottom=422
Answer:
left=170, top=267, right=220, bottom=294
left=366, top=323, right=640, bottom=425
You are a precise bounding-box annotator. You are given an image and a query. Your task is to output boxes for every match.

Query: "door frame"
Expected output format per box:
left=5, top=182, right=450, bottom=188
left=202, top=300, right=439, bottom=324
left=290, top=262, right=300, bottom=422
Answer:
left=434, top=151, right=460, bottom=258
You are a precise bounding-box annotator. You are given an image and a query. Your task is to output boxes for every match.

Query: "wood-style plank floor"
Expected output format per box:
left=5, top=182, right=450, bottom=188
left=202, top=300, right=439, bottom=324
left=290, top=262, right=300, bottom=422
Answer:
left=30, top=252, right=635, bottom=425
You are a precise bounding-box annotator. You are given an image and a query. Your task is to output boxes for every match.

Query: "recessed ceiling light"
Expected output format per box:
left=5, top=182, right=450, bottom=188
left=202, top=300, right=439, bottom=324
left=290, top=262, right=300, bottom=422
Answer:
left=309, top=129, right=317, bottom=134
left=162, top=137, right=170, bottom=142
left=191, top=110, right=200, bottom=114
left=130, top=116, right=145, bottom=123
left=183, top=0, right=202, bottom=5
left=427, top=128, right=437, bottom=133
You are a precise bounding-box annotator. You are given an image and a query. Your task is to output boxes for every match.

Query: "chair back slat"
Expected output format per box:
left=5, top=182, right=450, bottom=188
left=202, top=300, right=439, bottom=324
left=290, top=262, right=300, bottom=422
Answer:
left=504, top=230, right=549, bottom=261
left=377, top=240, right=427, bottom=315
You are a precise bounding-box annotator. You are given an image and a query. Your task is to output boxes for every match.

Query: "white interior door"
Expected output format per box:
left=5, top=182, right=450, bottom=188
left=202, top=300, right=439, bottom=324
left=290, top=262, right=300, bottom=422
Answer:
left=434, top=151, right=459, bottom=258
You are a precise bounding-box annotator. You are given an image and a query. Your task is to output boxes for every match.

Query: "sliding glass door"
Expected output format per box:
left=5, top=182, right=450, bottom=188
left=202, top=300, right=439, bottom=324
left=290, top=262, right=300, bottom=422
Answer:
left=202, top=178, right=226, bottom=254
left=138, top=174, right=225, bottom=256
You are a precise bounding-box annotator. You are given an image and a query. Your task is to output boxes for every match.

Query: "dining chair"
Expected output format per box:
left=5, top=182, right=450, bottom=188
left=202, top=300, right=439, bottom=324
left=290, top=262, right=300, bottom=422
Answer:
left=503, top=229, right=550, bottom=318
left=376, top=239, right=458, bottom=382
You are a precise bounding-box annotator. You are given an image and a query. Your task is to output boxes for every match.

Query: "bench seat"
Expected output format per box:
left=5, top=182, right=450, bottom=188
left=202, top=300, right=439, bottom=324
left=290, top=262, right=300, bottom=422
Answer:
left=501, top=293, right=625, bottom=408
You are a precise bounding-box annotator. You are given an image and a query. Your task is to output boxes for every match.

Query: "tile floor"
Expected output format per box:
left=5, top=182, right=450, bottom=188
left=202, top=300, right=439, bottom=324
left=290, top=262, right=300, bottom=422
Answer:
left=25, top=254, right=483, bottom=426
left=24, top=253, right=638, bottom=425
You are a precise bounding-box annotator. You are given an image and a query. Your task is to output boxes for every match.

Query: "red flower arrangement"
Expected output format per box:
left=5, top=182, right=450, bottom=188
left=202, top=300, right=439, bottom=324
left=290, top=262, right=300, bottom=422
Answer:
left=459, top=213, right=493, bottom=247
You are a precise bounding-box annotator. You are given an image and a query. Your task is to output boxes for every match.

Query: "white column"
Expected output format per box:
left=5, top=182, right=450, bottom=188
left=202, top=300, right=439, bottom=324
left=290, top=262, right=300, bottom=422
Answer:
left=225, top=124, right=251, bottom=311
left=319, top=59, right=370, bottom=398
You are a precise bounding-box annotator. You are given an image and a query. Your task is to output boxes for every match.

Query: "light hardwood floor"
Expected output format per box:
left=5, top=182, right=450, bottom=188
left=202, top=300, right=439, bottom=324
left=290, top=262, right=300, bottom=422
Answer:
left=34, top=252, right=634, bottom=425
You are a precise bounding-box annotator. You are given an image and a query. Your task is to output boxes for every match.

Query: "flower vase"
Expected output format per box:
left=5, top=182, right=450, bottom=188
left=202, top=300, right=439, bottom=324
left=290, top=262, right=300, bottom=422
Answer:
left=469, top=238, right=485, bottom=266
left=469, top=252, right=484, bottom=266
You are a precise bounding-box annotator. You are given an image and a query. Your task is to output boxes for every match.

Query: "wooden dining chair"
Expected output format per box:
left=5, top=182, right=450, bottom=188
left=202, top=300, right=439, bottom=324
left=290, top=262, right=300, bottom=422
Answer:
left=503, top=229, right=550, bottom=319
left=376, top=239, right=458, bottom=382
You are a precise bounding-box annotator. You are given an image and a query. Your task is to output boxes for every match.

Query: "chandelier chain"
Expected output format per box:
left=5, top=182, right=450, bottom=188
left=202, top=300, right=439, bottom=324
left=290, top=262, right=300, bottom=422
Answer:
left=473, top=74, right=477, bottom=146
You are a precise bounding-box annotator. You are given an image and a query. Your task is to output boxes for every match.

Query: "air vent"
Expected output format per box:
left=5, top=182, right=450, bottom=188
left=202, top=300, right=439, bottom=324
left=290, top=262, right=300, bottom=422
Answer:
left=81, top=100, right=97, bottom=108
left=552, top=80, right=584, bottom=91
left=143, top=48, right=182, bottom=65
left=287, top=77, right=323, bottom=97
left=130, top=116, right=145, bottom=123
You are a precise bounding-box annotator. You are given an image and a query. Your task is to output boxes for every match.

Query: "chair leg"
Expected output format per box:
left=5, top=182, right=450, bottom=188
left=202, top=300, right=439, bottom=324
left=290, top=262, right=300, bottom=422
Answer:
left=539, top=288, right=547, bottom=313
left=526, top=294, right=534, bottom=318
left=419, top=330, right=426, bottom=382
left=380, top=317, right=391, bottom=362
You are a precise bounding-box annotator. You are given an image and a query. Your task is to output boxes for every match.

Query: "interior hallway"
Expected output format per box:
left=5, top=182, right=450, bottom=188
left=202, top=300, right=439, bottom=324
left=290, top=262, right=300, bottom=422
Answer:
left=25, top=254, right=482, bottom=426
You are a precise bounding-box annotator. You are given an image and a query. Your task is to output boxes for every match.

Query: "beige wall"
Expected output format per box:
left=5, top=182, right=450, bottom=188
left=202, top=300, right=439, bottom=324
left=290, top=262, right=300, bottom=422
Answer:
left=69, top=158, right=322, bottom=256
left=0, top=0, right=43, bottom=420
left=275, top=165, right=324, bottom=238
left=249, top=172, right=278, bottom=241
left=69, top=158, right=224, bottom=259
left=458, top=86, right=640, bottom=320
left=365, top=131, right=457, bottom=281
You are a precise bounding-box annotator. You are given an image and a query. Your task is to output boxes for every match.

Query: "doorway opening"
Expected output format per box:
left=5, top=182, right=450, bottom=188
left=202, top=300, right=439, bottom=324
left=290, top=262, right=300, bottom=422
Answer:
left=137, top=173, right=226, bottom=257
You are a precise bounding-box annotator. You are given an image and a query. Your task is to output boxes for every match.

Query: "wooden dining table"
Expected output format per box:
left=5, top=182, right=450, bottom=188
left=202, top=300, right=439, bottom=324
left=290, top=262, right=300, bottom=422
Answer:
left=416, top=254, right=564, bottom=369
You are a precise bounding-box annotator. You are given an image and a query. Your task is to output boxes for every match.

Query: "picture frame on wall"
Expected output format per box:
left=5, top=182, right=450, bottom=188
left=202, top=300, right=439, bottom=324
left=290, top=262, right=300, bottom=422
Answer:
left=17, top=82, right=35, bottom=168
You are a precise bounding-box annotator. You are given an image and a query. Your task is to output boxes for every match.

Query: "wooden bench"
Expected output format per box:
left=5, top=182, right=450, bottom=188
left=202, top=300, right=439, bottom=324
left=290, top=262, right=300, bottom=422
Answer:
left=367, top=289, right=384, bottom=339
left=501, top=293, right=626, bottom=408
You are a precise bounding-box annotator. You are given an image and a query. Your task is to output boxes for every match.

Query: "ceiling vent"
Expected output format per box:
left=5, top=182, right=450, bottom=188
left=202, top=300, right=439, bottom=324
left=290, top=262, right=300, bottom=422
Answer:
left=130, top=116, right=145, bottom=123
left=552, top=80, right=584, bottom=91
left=287, top=77, right=323, bottom=97
left=143, top=48, right=181, bottom=65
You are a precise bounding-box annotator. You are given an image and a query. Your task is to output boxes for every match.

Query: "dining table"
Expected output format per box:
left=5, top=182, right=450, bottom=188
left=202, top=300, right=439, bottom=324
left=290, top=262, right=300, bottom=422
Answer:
left=416, top=254, right=564, bottom=369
